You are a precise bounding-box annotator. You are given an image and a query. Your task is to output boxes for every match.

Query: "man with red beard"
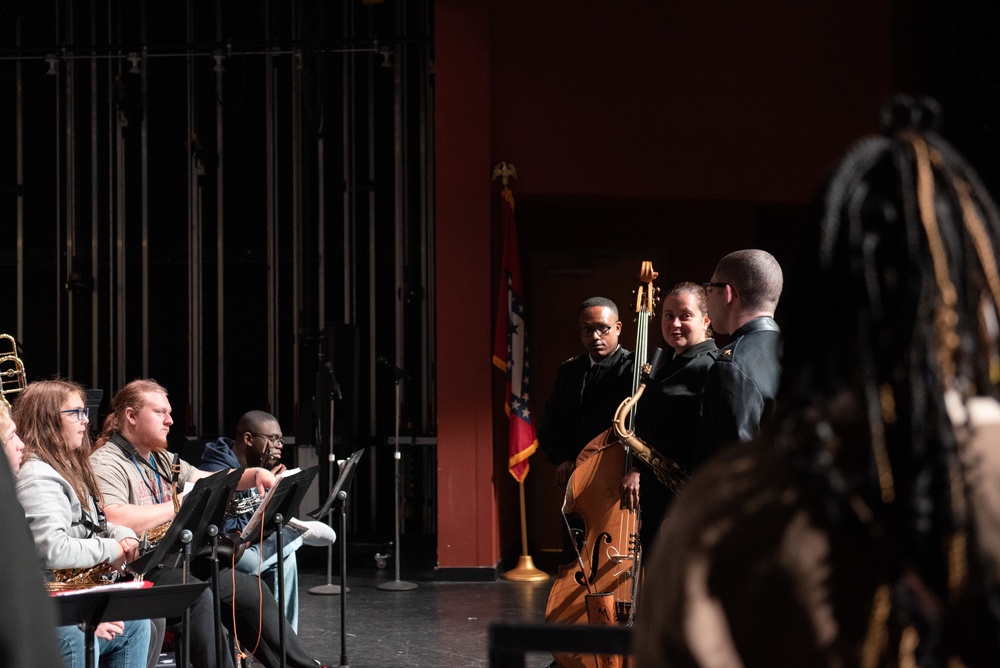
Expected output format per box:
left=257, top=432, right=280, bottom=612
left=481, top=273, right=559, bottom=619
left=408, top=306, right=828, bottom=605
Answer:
left=91, top=379, right=329, bottom=668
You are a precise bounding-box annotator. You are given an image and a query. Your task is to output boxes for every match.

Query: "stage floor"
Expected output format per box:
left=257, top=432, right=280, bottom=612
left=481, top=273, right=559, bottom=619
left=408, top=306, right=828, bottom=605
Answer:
left=157, top=540, right=556, bottom=668
left=296, top=568, right=551, bottom=667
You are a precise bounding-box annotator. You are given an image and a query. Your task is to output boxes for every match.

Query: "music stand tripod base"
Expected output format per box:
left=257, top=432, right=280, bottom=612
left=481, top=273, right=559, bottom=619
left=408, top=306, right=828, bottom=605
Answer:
left=376, top=579, right=419, bottom=591
left=309, top=583, right=349, bottom=595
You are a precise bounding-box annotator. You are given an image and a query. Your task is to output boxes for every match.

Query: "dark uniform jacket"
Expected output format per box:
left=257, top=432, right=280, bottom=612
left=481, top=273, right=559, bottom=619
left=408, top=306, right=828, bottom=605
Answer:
left=633, top=338, right=718, bottom=552
left=695, top=317, right=781, bottom=466
left=635, top=338, right=719, bottom=472
left=539, top=346, right=634, bottom=466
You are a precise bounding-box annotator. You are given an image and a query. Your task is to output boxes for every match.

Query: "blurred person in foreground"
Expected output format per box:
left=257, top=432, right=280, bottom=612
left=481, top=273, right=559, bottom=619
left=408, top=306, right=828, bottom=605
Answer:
left=634, top=96, right=1000, bottom=667
left=0, top=399, right=62, bottom=667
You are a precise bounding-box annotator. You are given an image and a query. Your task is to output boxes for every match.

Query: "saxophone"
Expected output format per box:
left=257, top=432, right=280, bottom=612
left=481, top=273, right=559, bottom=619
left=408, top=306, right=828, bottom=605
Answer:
left=46, top=562, right=118, bottom=592
left=613, top=359, right=689, bottom=493
left=138, top=453, right=183, bottom=554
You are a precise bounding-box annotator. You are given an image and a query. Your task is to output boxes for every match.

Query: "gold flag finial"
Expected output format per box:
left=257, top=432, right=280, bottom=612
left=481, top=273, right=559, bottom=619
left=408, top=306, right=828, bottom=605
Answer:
left=491, top=162, right=518, bottom=188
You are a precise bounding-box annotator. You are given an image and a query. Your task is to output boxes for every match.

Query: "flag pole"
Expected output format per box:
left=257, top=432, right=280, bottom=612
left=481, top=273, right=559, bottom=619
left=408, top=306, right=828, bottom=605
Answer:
left=492, top=162, right=547, bottom=583
left=502, top=479, right=548, bottom=581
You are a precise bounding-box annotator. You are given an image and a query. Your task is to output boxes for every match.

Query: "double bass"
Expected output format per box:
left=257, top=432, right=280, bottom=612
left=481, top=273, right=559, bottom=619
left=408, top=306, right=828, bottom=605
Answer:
left=544, top=262, right=665, bottom=668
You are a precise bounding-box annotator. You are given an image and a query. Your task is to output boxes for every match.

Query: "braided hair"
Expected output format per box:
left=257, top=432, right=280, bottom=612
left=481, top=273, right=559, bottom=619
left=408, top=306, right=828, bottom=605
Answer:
left=775, top=95, right=1000, bottom=660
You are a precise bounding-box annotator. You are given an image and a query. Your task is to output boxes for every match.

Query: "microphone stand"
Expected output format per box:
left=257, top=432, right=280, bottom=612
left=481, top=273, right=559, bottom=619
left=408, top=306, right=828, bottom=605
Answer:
left=376, top=370, right=418, bottom=591
left=310, top=361, right=348, bottom=596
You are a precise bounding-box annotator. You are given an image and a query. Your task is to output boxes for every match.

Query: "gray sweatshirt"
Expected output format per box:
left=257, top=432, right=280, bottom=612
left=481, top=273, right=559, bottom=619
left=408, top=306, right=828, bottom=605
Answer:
left=16, top=456, right=136, bottom=570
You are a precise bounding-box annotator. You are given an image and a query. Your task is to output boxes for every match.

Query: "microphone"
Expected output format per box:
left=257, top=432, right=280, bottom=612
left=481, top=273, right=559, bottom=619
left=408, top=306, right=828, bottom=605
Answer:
left=376, top=355, right=407, bottom=381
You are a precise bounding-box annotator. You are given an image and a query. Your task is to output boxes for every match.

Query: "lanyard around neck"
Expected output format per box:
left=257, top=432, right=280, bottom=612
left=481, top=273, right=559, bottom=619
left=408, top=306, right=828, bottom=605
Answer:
left=131, top=454, right=165, bottom=504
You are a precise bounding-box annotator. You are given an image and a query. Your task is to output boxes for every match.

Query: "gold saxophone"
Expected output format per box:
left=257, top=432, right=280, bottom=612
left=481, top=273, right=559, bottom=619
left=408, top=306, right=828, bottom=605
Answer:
left=46, top=562, right=117, bottom=592
left=139, top=454, right=183, bottom=553
left=613, top=360, right=689, bottom=493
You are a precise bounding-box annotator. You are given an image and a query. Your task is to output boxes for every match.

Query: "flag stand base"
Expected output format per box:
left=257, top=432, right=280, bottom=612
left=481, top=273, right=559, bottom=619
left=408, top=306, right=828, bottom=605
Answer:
left=502, top=555, right=549, bottom=582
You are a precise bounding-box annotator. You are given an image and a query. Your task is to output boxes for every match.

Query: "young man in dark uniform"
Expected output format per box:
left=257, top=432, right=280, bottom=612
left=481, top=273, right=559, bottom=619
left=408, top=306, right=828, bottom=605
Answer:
left=539, top=296, right=635, bottom=486
left=539, top=297, right=635, bottom=567
left=694, top=249, right=783, bottom=467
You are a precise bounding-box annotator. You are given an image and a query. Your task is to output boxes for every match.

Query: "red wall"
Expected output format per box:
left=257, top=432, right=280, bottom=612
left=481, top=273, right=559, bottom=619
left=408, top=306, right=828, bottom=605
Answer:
left=436, top=1, right=902, bottom=570
left=435, top=0, right=500, bottom=570
left=490, top=2, right=895, bottom=202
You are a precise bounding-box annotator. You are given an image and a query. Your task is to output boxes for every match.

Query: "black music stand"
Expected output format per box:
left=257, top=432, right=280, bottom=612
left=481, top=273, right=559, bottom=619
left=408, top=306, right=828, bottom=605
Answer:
left=126, top=468, right=241, bottom=577
left=126, top=469, right=241, bottom=668
left=237, top=466, right=319, bottom=546
left=235, top=465, right=319, bottom=666
left=309, top=448, right=364, bottom=668
left=187, top=468, right=243, bottom=668
left=53, top=582, right=208, bottom=668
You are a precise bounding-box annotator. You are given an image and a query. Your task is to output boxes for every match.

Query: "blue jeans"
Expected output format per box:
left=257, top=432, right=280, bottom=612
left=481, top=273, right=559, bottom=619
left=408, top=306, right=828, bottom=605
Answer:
left=236, top=525, right=303, bottom=632
left=56, top=618, right=152, bottom=668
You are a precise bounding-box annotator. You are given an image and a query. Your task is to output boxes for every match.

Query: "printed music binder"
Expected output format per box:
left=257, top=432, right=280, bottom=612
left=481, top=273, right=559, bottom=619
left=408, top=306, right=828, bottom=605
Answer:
left=238, top=465, right=320, bottom=545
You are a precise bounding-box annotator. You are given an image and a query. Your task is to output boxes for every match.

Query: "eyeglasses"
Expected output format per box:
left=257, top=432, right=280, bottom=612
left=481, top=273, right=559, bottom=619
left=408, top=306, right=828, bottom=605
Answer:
left=701, top=282, right=730, bottom=291
left=61, top=407, right=90, bottom=422
left=249, top=432, right=284, bottom=445
left=579, top=323, right=617, bottom=338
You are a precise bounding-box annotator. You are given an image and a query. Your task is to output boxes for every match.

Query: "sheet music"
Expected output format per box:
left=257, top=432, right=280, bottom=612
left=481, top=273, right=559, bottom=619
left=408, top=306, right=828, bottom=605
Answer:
left=240, top=467, right=303, bottom=540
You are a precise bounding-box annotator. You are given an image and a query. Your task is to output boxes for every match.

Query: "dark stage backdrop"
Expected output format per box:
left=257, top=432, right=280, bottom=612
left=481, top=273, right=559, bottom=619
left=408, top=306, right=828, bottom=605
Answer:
left=0, top=0, right=434, bottom=542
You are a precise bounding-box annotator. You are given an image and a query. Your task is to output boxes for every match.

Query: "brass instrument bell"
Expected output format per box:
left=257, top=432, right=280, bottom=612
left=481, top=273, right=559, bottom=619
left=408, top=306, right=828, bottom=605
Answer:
left=0, top=333, right=26, bottom=408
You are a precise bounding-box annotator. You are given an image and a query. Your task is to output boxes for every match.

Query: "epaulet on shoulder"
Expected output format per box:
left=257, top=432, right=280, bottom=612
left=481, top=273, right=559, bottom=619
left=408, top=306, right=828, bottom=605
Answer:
left=562, top=353, right=586, bottom=365
left=718, top=346, right=735, bottom=360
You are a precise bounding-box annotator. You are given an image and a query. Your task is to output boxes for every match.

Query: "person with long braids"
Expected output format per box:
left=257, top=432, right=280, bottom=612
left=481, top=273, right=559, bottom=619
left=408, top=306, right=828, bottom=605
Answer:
left=12, top=380, right=153, bottom=668
left=634, top=97, right=1000, bottom=666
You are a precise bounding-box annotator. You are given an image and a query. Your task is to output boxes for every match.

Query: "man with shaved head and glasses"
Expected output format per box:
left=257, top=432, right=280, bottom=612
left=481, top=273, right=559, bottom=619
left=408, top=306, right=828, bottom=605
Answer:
left=695, top=249, right=783, bottom=466
left=201, top=410, right=335, bottom=632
